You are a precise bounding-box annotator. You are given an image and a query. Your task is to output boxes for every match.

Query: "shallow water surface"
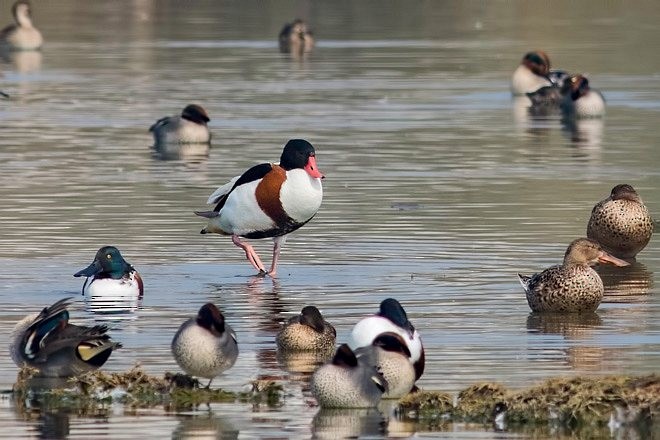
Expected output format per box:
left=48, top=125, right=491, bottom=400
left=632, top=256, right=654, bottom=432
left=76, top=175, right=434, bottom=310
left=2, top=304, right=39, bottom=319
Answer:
left=0, top=1, right=659, bottom=438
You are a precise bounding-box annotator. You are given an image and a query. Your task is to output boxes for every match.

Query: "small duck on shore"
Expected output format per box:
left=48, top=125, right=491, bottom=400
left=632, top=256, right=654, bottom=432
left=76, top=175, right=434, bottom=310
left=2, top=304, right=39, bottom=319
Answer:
left=311, top=344, right=387, bottom=408
left=74, top=246, right=143, bottom=298
left=348, top=298, right=425, bottom=380
left=587, top=184, right=654, bottom=259
left=149, top=104, right=211, bottom=146
left=10, top=298, right=121, bottom=377
left=277, top=305, right=336, bottom=352
left=278, top=19, right=314, bottom=54
left=0, top=1, right=42, bottom=51
left=518, top=238, right=629, bottom=313
left=171, top=303, right=238, bottom=388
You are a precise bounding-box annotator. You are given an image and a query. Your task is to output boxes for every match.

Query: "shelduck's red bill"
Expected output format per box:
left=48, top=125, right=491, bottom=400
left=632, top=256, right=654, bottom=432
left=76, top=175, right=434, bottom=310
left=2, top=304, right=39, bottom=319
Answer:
left=304, top=155, right=324, bottom=179
left=597, top=251, right=630, bottom=267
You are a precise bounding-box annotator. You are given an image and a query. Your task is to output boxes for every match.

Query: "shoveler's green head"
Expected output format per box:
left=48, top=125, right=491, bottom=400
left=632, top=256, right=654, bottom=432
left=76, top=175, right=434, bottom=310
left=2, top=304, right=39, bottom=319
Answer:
left=74, top=246, right=133, bottom=280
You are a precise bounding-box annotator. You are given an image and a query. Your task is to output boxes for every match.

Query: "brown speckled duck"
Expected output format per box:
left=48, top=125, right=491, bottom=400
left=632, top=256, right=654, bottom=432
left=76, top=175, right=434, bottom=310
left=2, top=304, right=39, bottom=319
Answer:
left=276, top=305, right=336, bottom=352
left=587, top=184, right=654, bottom=259
left=518, top=238, right=629, bottom=313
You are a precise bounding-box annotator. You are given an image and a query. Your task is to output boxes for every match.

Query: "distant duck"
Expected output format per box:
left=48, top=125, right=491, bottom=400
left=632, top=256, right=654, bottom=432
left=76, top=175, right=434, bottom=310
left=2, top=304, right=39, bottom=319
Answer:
left=195, top=139, right=324, bottom=277
left=347, top=298, right=425, bottom=380
left=355, top=333, right=415, bottom=399
left=149, top=104, right=211, bottom=145
left=311, top=344, right=387, bottom=408
left=277, top=305, right=336, bottom=352
left=171, top=303, right=238, bottom=388
left=511, top=51, right=554, bottom=96
left=74, top=246, right=144, bottom=298
left=278, top=19, right=314, bottom=54
left=10, top=298, right=121, bottom=377
left=0, top=1, right=43, bottom=51
left=560, top=74, right=605, bottom=118
left=518, top=238, right=629, bottom=313
left=587, top=184, right=654, bottom=259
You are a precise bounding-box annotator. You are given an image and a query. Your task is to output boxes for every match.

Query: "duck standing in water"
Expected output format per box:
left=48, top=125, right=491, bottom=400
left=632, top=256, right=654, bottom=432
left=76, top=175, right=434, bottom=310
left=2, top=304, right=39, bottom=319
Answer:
left=560, top=74, right=605, bottom=118
left=277, top=305, right=336, bottom=352
left=74, top=246, right=144, bottom=298
left=195, top=139, right=324, bottom=277
left=518, top=238, right=629, bottom=313
left=347, top=298, right=425, bottom=380
left=10, top=298, right=121, bottom=377
left=0, top=1, right=42, bottom=51
left=587, top=184, right=654, bottom=259
left=311, top=344, right=387, bottom=408
left=355, top=333, right=416, bottom=399
left=149, top=104, right=211, bottom=146
left=278, top=19, right=314, bottom=54
left=171, top=303, right=238, bottom=388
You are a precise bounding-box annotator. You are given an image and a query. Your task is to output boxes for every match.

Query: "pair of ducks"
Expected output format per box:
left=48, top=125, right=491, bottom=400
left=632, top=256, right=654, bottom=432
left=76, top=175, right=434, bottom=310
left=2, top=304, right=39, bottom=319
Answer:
left=277, top=298, right=424, bottom=408
left=511, top=51, right=605, bottom=118
left=519, top=184, right=654, bottom=313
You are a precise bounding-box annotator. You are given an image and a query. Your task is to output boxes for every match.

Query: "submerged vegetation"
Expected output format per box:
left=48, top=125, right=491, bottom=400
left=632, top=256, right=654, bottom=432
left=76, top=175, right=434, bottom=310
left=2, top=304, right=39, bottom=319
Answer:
left=8, top=367, right=658, bottom=436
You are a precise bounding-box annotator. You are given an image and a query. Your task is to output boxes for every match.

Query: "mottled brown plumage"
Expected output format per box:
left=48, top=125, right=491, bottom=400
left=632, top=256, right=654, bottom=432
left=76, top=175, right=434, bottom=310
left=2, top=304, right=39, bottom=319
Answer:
left=277, top=306, right=336, bottom=352
left=587, top=184, right=654, bottom=259
left=518, top=238, right=629, bottom=313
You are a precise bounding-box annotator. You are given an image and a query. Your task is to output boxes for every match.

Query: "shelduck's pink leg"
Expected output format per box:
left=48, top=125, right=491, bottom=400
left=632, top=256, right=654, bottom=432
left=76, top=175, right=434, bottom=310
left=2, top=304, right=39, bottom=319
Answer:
left=232, top=235, right=266, bottom=274
left=268, top=236, right=287, bottom=277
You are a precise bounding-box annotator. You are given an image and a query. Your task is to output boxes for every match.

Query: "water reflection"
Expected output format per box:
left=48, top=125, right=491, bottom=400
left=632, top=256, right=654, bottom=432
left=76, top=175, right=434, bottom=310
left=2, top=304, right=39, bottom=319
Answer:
left=151, top=143, right=210, bottom=162
left=562, top=117, right=604, bottom=157
left=1, top=50, right=42, bottom=74
left=312, top=408, right=386, bottom=439
left=171, top=413, right=239, bottom=440
left=526, top=312, right=602, bottom=339
left=598, top=261, right=654, bottom=300
left=84, top=294, right=142, bottom=321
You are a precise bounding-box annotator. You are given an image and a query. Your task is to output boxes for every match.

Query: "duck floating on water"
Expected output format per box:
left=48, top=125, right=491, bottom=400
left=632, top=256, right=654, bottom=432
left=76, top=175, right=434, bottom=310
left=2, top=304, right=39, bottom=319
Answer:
left=171, top=303, right=238, bottom=388
left=560, top=74, right=605, bottom=118
left=518, top=238, right=629, bottom=313
left=587, top=184, right=654, bottom=259
left=74, top=246, right=143, bottom=298
left=10, top=298, right=121, bottom=377
left=0, top=1, right=42, bottom=51
left=149, top=104, right=211, bottom=146
left=347, top=298, right=425, bottom=380
left=195, top=139, right=324, bottom=277
left=311, top=344, right=387, bottom=408
left=278, top=19, right=314, bottom=54
left=277, top=305, right=336, bottom=352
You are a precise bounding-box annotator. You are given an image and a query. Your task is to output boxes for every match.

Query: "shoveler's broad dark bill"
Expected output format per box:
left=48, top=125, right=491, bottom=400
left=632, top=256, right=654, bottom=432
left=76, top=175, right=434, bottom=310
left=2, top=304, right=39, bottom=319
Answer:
left=195, top=139, right=324, bottom=277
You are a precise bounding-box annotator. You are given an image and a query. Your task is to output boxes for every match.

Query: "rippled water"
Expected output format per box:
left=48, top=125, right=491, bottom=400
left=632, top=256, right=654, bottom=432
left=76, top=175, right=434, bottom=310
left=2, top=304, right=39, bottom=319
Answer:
left=1, top=1, right=659, bottom=438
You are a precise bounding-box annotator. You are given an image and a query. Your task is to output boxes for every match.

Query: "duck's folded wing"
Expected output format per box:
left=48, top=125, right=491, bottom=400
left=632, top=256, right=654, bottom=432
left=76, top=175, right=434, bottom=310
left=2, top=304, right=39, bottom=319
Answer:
left=207, top=163, right=273, bottom=211
left=149, top=116, right=170, bottom=132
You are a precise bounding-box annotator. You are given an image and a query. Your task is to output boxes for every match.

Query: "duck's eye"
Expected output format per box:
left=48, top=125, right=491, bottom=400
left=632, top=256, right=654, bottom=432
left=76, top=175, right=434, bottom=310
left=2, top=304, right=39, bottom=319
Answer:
left=106, top=254, right=112, bottom=259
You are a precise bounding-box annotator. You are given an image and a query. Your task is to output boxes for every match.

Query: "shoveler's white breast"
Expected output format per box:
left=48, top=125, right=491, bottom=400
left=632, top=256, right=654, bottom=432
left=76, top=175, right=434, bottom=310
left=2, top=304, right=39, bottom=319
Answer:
left=212, top=179, right=276, bottom=235
left=279, top=169, right=323, bottom=223
left=84, top=272, right=141, bottom=298
left=347, top=315, right=423, bottom=364
left=511, top=65, right=552, bottom=96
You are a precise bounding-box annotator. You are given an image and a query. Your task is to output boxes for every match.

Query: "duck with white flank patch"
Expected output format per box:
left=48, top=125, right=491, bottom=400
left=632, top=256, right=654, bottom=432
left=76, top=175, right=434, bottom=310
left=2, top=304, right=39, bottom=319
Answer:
left=0, top=1, right=42, bottom=51
left=171, top=303, right=238, bottom=388
left=149, top=104, right=211, bottom=146
left=311, top=344, right=387, bottom=408
left=277, top=305, right=336, bottom=352
left=560, top=74, right=605, bottom=118
left=355, top=333, right=416, bottom=399
left=195, top=139, right=324, bottom=276
left=74, top=246, right=144, bottom=298
left=587, top=184, right=654, bottom=259
left=347, top=298, right=425, bottom=380
left=518, top=238, right=629, bottom=313
left=10, top=298, right=121, bottom=377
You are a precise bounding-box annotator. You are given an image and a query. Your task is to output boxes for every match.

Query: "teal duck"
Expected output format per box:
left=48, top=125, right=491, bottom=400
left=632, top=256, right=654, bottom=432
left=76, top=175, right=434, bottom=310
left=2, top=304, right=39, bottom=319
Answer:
left=276, top=306, right=335, bottom=352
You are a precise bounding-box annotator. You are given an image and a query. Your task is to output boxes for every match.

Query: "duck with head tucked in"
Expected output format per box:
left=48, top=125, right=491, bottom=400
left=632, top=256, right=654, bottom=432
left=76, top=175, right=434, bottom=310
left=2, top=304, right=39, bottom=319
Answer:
left=171, top=303, right=238, bottom=388
left=0, top=1, right=42, bottom=51
left=278, top=19, right=314, bottom=54
left=195, top=139, right=324, bottom=277
left=277, top=305, right=335, bottom=352
left=587, top=184, right=654, bottom=259
left=74, top=246, right=143, bottom=298
left=311, top=344, right=387, bottom=408
left=10, top=298, right=121, bottom=377
left=560, top=74, right=605, bottom=118
left=511, top=51, right=554, bottom=96
left=149, top=104, right=211, bottom=146
left=518, top=238, right=629, bottom=313
left=347, top=298, right=425, bottom=380
left=355, top=332, right=415, bottom=399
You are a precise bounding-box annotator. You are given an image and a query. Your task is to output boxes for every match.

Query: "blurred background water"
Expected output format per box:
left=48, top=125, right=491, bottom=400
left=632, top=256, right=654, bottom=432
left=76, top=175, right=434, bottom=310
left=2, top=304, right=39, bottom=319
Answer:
left=0, top=0, right=658, bottom=438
